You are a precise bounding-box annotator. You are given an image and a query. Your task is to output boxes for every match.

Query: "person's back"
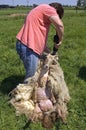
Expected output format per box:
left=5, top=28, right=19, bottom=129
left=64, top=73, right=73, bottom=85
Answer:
left=16, top=4, right=57, bottom=55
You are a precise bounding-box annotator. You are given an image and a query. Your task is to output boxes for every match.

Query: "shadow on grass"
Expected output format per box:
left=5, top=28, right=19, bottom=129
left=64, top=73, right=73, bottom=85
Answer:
left=22, top=120, right=32, bottom=130
left=78, top=66, right=86, bottom=81
left=55, top=119, right=61, bottom=130
left=0, top=75, right=24, bottom=95
left=22, top=120, right=61, bottom=130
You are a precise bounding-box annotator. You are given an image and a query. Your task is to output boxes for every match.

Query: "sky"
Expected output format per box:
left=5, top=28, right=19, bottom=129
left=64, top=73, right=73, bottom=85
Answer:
left=0, top=0, right=78, bottom=6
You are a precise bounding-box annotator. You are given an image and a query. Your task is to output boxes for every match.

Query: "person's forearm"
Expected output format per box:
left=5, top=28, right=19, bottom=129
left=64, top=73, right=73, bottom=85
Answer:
left=56, top=23, right=64, bottom=42
left=49, top=15, right=64, bottom=43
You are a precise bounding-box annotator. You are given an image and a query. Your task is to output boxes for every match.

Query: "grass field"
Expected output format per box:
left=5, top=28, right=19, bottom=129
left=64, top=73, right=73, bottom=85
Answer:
left=0, top=7, right=86, bottom=130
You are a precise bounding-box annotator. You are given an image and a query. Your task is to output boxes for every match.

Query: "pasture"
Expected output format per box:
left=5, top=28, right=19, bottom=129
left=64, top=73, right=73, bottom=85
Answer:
left=0, top=7, right=86, bottom=130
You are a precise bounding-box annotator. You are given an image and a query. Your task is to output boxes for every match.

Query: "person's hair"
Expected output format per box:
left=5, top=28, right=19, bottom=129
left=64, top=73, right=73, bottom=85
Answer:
left=49, top=2, right=64, bottom=19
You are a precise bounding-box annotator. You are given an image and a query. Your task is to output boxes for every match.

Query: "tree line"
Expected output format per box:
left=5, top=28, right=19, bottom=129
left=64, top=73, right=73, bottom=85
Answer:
left=77, top=0, right=86, bottom=7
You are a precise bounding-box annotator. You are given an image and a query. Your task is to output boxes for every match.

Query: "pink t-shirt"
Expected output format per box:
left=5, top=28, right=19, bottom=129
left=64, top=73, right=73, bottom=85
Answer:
left=16, top=4, right=58, bottom=55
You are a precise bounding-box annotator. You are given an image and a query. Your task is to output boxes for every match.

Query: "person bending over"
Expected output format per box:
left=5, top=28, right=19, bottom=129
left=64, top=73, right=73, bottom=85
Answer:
left=16, top=2, right=64, bottom=83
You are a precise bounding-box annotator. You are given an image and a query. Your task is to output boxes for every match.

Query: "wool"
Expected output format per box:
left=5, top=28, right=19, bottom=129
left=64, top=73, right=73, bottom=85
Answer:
left=9, top=53, right=70, bottom=128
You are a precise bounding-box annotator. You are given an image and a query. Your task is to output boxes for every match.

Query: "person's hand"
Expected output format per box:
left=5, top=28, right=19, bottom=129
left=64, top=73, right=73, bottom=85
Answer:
left=54, top=41, right=61, bottom=49
left=44, top=46, right=51, bottom=53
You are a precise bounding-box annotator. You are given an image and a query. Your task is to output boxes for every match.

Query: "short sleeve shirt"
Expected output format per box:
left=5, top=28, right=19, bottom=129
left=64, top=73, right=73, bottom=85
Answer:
left=16, top=4, right=58, bottom=55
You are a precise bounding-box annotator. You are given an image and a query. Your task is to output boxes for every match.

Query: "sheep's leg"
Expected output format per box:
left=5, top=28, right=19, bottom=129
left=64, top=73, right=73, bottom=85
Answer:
left=50, top=89, right=56, bottom=104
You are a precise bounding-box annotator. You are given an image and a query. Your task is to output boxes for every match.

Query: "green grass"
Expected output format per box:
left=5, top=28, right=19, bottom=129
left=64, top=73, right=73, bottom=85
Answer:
left=0, top=7, right=86, bottom=130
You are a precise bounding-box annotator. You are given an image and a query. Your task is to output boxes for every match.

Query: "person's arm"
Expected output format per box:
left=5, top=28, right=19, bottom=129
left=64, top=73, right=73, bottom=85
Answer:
left=44, top=46, right=51, bottom=53
left=49, top=15, right=64, bottom=48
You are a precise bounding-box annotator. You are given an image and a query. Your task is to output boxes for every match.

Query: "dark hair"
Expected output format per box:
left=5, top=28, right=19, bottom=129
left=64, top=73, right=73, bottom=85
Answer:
left=49, top=2, right=64, bottom=19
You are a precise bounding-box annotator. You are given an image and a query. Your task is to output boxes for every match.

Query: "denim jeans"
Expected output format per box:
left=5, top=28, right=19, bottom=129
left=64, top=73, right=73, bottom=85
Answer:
left=16, top=40, right=40, bottom=81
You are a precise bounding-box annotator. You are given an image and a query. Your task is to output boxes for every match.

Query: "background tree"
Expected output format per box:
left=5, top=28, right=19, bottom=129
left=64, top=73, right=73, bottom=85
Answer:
left=77, top=0, right=86, bottom=6
left=77, top=0, right=81, bottom=6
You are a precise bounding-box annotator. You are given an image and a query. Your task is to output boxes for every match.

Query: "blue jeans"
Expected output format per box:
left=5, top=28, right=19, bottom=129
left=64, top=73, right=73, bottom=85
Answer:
left=16, top=40, right=40, bottom=81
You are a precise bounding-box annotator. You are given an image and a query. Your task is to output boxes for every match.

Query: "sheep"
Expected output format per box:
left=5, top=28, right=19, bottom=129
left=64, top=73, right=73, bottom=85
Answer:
left=9, top=53, right=71, bottom=128
left=30, top=61, right=55, bottom=123
left=30, top=54, right=61, bottom=125
left=44, top=54, right=71, bottom=123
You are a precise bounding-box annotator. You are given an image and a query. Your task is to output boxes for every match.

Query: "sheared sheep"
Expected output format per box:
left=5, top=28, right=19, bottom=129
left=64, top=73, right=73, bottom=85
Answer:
left=31, top=61, right=55, bottom=122
left=9, top=53, right=70, bottom=129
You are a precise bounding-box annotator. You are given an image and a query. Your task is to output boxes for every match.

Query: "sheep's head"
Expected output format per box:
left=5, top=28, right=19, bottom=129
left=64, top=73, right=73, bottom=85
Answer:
left=43, top=54, right=58, bottom=69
